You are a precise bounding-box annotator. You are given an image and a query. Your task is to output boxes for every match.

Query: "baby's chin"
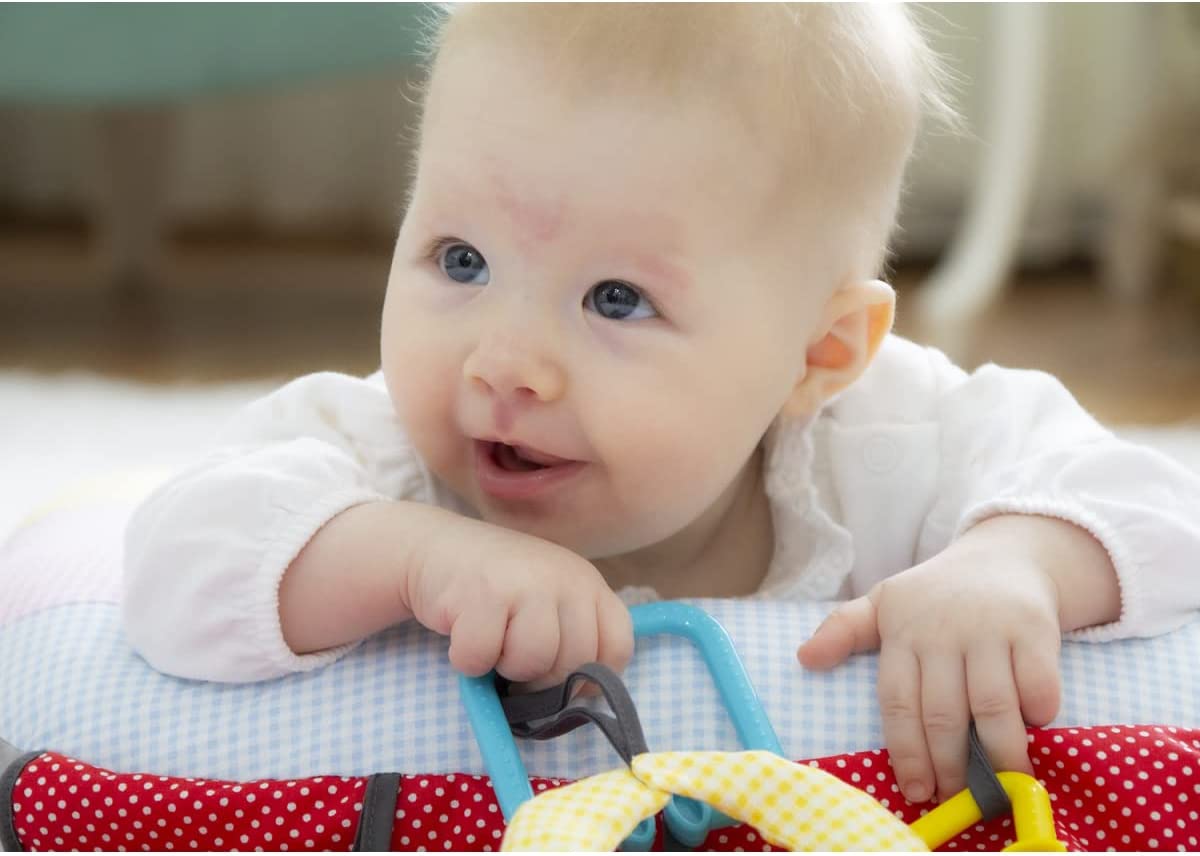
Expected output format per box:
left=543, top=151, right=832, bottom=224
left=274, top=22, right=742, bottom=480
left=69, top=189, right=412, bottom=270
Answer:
left=464, top=497, right=663, bottom=560
left=476, top=505, right=624, bottom=554
left=433, top=457, right=682, bottom=557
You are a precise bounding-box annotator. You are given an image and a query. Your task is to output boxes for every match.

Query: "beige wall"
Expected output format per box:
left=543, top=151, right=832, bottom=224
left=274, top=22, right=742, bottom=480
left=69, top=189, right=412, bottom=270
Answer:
left=1, top=4, right=1196, bottom=262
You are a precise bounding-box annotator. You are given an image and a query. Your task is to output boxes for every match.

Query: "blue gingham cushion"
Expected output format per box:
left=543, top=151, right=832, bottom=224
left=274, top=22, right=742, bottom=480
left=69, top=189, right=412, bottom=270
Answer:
left=1, top=506, right=1198, bottom=783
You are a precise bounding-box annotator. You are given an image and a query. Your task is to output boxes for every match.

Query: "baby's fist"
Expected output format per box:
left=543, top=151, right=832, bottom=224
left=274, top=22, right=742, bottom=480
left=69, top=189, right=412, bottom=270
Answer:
left=408, top=519, right=633, bottom=688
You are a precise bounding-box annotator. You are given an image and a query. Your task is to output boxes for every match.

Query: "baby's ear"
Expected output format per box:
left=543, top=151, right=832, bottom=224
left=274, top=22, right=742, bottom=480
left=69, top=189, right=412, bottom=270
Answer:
left=785, top=279, right=895, bottom=416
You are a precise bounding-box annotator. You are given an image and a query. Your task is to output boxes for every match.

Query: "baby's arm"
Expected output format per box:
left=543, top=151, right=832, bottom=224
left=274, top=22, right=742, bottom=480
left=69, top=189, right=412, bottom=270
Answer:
left=279, top=499, right=633, bottom=685
left=799, top=337, right=1200, bottom=802
left=124, top=370, right=631, bottom=685
left=800, top=513, right=1118, bottom=803
left=123, top=372, right=404, bottom=682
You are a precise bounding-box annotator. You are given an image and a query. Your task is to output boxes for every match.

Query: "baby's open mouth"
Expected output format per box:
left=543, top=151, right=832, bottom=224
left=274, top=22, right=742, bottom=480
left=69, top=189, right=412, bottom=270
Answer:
left=474, top=440, right=585, bottom=500
left=489, top=442, right=574, bottom=473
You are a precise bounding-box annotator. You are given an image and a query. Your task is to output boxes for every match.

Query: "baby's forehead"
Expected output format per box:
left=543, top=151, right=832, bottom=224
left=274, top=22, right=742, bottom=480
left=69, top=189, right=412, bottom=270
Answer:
left=417, top=150, right=694, bottom=260
left=419, top=3, right=934, bottom=286
left=414, top=86, right=755, bottom=250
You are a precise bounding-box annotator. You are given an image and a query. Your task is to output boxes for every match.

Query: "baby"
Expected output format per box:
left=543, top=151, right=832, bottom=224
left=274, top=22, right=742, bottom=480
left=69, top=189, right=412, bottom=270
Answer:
left=124, top=3, right=1200, bottom=807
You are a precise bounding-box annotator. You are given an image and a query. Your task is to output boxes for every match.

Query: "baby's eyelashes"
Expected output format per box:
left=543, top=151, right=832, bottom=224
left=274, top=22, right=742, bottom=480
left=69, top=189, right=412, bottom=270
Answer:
left=422, top=234, right=662, bottom=323
left=434, top=239, right=490, bottom=285
left=584, top=280, right=658, bottom=321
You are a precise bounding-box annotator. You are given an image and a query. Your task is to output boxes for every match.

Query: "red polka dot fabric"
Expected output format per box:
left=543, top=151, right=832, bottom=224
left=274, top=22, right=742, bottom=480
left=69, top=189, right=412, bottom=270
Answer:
left=7, top=725, right=1199, bottom=852
left=390, top=773, right=567, bottom=851
left=730, top=726, right=1200, bottom=853
left=8, top=759, right=367, bottom=851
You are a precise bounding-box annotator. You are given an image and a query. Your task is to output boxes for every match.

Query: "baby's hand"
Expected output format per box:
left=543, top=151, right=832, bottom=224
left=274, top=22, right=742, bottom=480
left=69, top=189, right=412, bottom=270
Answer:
left=797, top=541, right=1062, bottom=804
left=405, top=517, right=633, bottom=688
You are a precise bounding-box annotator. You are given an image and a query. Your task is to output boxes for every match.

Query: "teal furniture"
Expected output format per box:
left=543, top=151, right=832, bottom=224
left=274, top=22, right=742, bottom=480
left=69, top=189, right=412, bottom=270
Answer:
left=0, top=4, right=430, bottom=104
left=0, top=3, right=431, bottom=291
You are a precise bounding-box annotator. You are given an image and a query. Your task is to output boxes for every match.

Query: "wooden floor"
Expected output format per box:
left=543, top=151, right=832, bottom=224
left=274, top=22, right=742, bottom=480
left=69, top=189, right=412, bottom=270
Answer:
left=2, top=233, right=1200, bottom=425
left=892, top=267, right=1200, bottom=425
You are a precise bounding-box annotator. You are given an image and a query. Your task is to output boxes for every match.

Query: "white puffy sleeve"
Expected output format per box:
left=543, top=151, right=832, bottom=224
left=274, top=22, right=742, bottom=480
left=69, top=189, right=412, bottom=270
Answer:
left=123, top=371, right=435, bottom=683
left=904, top=343, right=1200, bottom=641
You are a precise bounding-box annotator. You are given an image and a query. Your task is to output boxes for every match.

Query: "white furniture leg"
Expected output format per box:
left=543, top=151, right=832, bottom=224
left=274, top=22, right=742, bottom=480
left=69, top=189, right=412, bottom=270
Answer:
left=914, top=4, right=1050, bottom=356
left=1097, top=5, right=1166, bottom=303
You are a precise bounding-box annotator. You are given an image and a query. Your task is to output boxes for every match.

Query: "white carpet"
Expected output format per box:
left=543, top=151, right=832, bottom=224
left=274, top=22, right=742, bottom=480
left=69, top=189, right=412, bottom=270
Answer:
left=0, top=372, right=277, bottom=540
left=2, top=371, right=1200, bottom=542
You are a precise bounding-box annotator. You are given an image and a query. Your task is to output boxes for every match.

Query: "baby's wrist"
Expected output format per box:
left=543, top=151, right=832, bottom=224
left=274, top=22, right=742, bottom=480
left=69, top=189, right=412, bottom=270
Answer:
left=964, top=514, right=1121, bottom=633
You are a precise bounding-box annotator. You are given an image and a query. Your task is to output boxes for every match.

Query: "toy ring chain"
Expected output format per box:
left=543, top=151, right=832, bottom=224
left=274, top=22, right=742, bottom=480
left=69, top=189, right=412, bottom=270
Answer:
left=967, top=721, right=1012, bottom=823
left=465, top=602, right=791, bottom=850
left=497, top=662, right=649, bottom=766
left=466, top=605, right=1063, bottom=851
left=501, top=664, right=1012, bottom=817
left=501, top=663, right=1015, bottom=844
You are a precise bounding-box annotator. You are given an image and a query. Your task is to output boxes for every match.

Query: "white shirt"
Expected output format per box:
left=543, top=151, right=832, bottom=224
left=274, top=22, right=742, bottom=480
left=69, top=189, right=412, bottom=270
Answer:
left=123, top=335, right=1200, bottom=682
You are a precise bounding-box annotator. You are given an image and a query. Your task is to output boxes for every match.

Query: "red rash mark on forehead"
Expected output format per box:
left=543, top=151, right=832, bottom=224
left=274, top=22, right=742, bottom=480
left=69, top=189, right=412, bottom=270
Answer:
left=490, top=171, right=566, bottom=248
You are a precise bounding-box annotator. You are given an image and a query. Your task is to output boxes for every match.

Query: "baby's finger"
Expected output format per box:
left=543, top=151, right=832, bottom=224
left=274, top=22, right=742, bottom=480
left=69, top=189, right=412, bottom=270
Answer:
left=496, top=598, right=560, bottom=683
left=595, top=594, right=635, bottom=675
left=537, top=596, right=599, bottom=690
left=1012, top=639, right=1062, bottom=727
left=797, top=596, right=880, bottom=670
left=448, top=602, right=508, bottom=677
left=878, top=645, right=933, bottom=803
left=966, top=645, right=1033, bottom=775
left=919, top=651, right=969, bottom=801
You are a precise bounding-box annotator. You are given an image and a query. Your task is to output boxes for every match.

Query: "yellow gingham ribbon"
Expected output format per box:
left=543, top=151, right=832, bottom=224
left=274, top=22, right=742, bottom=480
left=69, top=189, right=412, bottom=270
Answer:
left=501, top=749, right=927, bottom=852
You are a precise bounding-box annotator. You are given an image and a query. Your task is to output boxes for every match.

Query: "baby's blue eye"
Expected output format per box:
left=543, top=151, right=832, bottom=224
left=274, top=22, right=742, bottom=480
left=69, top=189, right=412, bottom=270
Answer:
left=439, top=242, right=490, bottom=285
left=585, top=280, right=657, bottom=321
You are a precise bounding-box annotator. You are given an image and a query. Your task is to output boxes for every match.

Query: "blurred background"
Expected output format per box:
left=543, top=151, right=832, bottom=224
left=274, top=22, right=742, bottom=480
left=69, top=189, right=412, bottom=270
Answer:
left=1, top=3, right=1199, bottom=536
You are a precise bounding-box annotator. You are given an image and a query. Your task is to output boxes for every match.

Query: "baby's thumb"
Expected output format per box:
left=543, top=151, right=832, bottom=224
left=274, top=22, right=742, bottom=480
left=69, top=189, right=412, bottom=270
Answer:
left=797, top=596, right=881, bottom=670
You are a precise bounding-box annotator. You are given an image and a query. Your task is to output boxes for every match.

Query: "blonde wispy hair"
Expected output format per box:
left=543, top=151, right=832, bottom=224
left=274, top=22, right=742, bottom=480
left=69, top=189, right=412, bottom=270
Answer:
left=409, top=3, right=957, bottom=286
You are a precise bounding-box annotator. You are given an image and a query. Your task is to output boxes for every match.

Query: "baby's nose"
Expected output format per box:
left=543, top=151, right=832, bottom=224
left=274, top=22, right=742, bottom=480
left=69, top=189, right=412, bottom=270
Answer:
left=463, top=338, right=566, bottom=403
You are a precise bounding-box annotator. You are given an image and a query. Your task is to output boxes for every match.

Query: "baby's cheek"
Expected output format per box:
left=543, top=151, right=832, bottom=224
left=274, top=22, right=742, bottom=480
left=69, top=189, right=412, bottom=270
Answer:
left=612, top=434, right=726, bottom=529
left=383, top=349, right=459, bottom=463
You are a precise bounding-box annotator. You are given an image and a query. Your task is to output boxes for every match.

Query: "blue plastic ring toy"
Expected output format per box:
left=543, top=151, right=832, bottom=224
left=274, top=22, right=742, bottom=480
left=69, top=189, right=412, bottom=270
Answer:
left=459, top=601, right=785, bottom=850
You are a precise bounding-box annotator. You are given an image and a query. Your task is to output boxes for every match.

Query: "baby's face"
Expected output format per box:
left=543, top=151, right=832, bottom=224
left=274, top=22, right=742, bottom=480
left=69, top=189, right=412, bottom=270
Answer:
left=381, top=44, right=824, bottom=558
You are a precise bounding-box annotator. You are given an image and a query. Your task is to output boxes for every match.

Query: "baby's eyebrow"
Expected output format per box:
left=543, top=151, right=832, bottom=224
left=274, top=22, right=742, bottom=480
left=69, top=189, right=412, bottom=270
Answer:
left=627, top=252, right=691, bottom=297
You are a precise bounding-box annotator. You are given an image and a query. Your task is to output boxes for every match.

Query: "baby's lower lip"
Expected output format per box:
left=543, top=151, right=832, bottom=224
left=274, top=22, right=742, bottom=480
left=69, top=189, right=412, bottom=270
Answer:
left=473, top=441, right=586, bottom=501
